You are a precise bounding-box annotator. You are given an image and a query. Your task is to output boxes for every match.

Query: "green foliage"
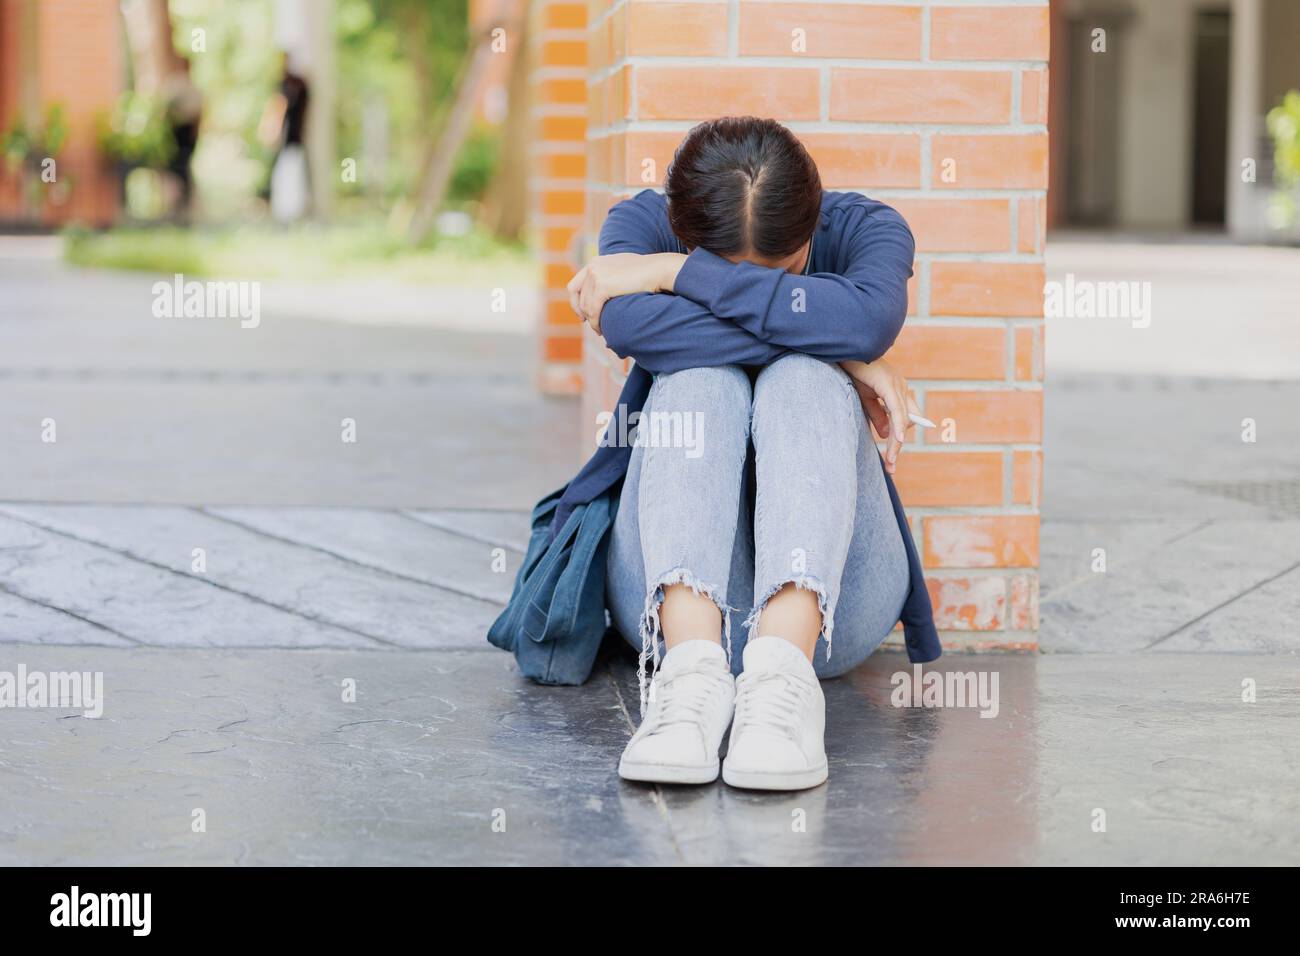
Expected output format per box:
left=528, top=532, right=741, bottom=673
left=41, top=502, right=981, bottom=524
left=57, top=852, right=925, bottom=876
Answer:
left=449, top=125, right=499, bottom=203
left=335, top=0, right=473, bottom=205
left=1, top=103, right=69, bottom=170
left=1266, top=90, right=1300, bottom=228
left=140, top=0, right=479, bottom=216
left=62, top=221, right=535, bottom=286
left=96, top=93, right=176, bottom=168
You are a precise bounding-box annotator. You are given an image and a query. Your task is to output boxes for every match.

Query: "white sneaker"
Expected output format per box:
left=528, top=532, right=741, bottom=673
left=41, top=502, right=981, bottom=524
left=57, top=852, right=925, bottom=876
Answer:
left=619, top=640, right=735, bottom=785
left=722, top=635, right=828, bottom=791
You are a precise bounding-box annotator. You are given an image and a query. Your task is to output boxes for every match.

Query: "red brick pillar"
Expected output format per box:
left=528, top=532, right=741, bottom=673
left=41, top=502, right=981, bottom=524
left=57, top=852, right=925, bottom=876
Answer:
left=0, top=0, right=122, bottom=226
left=530, top=1, right=588, bottom=395
left=584, top=0, right=1048, bottom=650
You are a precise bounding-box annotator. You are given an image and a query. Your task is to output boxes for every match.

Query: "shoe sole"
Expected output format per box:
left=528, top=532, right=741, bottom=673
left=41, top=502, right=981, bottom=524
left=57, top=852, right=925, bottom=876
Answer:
left=722, top=760, right=828, bottom=791
left=619, top=757, right=720, bottom=785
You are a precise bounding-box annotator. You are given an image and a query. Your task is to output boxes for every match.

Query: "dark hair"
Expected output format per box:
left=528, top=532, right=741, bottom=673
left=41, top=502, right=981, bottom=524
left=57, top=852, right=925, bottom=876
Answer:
left=664, top=117, right=822, bottom=259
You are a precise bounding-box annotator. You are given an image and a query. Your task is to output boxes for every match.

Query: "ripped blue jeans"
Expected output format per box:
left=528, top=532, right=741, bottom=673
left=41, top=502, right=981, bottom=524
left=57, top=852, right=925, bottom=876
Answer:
left=606, top=352, right=910, bottom=704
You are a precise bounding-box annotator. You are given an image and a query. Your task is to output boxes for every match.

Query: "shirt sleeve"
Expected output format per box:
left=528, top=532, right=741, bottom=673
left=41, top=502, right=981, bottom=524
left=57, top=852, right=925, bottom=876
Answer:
left=595, top=192, right=789, bottom=373
left=670, top=200, right=914, bottom=363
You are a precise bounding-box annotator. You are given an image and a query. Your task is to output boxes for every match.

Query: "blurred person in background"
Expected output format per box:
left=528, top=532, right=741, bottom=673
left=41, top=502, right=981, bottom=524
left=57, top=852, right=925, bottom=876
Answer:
left=258, top=51, right=311, bottom=223
left=162, top=58, right=203, bottom=221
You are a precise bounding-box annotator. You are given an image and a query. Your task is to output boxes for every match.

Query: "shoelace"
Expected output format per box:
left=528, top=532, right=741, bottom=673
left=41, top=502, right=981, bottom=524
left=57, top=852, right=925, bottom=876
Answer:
left=644, top=667, right=729, bottom=736
left=733, top=670, right=811, bottom=741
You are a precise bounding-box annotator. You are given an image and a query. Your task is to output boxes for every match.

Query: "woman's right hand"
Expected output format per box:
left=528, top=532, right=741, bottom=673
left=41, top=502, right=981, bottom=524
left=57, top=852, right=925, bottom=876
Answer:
left=840, top=358, right=919, bottom=475
left=567, top=253, right=686, bottom=335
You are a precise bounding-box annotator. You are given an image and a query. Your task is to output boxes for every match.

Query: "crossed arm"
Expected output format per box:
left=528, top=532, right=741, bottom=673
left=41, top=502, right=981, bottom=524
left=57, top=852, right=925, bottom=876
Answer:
left=566, top=194, right=920, bottom=471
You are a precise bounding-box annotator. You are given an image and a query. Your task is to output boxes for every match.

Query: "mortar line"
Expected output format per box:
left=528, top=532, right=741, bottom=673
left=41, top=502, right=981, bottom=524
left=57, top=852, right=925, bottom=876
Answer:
left=1040, top=518, right=1220, bottom=601
left=395, top=510, right=527, bottom=553
left=0, top=580, right=142, bottom=645
left=0, top=510, right=398, bottom=648
left=195, top=508, right=507, bottom=608
left=1144, top=555, right=1300, bottom=650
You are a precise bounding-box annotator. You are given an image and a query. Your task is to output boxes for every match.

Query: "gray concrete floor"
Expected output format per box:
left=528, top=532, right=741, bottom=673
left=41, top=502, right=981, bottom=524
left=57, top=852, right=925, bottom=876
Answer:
left=3, top=646, right=1294, bottom=866
left=1, top=240, right=1298, bottom=865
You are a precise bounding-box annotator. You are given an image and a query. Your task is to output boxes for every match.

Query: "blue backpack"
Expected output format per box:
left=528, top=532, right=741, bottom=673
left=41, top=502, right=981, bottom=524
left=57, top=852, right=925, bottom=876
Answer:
left=487, top=486, right=618, bottom=685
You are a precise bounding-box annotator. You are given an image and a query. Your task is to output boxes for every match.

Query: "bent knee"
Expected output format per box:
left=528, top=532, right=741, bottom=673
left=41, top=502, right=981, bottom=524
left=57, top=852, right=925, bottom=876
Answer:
left=650, top=364, right=751, bottom=414
left=758, top=352, right=851, bottom=393
left=752, top=354, right=856, bottom=429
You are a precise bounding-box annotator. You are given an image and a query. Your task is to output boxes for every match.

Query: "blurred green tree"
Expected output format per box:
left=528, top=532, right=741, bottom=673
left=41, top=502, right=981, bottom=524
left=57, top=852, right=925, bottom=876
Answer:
left=1267, top=90, right=1300, bottom=229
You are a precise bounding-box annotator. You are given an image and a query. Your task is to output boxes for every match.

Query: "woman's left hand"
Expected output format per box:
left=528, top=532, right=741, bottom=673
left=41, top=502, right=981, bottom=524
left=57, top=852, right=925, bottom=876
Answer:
left=840, top=358, right=920, bottom=475
left=567, top=253, right=686, bottom=334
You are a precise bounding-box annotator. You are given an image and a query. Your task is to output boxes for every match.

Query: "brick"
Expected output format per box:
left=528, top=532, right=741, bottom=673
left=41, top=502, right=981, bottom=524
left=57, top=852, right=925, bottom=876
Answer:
left=889, top=325, right=1005, bottom=379
left=1016, top=196, right=1043, bottom=252
left=606, top=65, right=630, bottom=123
left=584, top=186, right=621, bottom=235
left=830, top=69, right=1011, bottom=124
left=922, top=390, right=1043, bottom=443
left=541, top=38, right=587, bottom=67
left=1011, top=450, right=1042, bottom=507
left=543, top=3, right=587, bottom=30
left=542, top=188, right=586, bottom=216
left=1020, top=68, right=1048, bottom=124
left=587, top=14, right=608, bottom=72
left=931, top=6, right=1050, bottom=61
left=546, top=297, right=584, bottom=327
left=931, top=262, right=1045, bottom=317
left=622, top=129, right=687, bottom=186
left=608, top=4, right=626, bottom=61
left=586, top=133, right=610, bottom=184
left=537, top=151, right=587, bottom=180
left=544, top=334, right=584, bottom=362
left=544, top=263, right=573, bottom=290
left=932, top=134, right=1049, bottom=189
left=891, top=199, right=1010, bottom=252
left=539, top=114, right=586, bottom=141
left=635, top=66, right=821, bottom=120
left=586, top=78, right=606, bottom=126
left=610, top=134, right=630, bottom=188
left=628, top=2, right=728, bottom=55
left=923, top=515, right=1039, bottom=568
left=739, top=3, right=922, bottom=58
left=541, top=225, right=579, bottom=255
left=1008, top=574, right=1039, bottom=630
left=1014, top=324, right=1043, bottom=380
left=537, top=77, right=587, bottom=105
left=802, top=133, right=921, bottom=189
left=928, top=576, right=1006, bottom=630
left=891, top=452, right=1003, bottom=506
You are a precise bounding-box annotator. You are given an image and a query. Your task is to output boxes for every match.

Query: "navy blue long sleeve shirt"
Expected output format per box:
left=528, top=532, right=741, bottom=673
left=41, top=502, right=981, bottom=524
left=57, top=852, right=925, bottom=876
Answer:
left=553, top=189, right=941, bottom=664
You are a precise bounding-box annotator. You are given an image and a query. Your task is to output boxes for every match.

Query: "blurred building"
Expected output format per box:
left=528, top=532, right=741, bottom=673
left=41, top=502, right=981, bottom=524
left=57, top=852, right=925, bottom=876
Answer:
left=1049, top=0, right=1300, bottom=239
left=0, top=0, right=122, bottom=226
left=0, top=0, right=333, bottom=228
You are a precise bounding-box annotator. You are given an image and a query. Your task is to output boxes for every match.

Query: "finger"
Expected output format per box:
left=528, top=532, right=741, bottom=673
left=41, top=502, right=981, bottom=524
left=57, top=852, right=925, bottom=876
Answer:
left=581, top=279, right=604, bottom=336
left=883, top=389, right=909, bottom=469
left=568, top=268, right=588, bottom=319
left=902, top=387, right=920, bottom=435
left=580, top=294, right=595, bottom=334
left=864, top=397, right=890, bottom=438
left=851, top=382, right=891, bottom=438
left=567, top=266, right=587, bottom=295
left=589, top=294, right=608, bottom=336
